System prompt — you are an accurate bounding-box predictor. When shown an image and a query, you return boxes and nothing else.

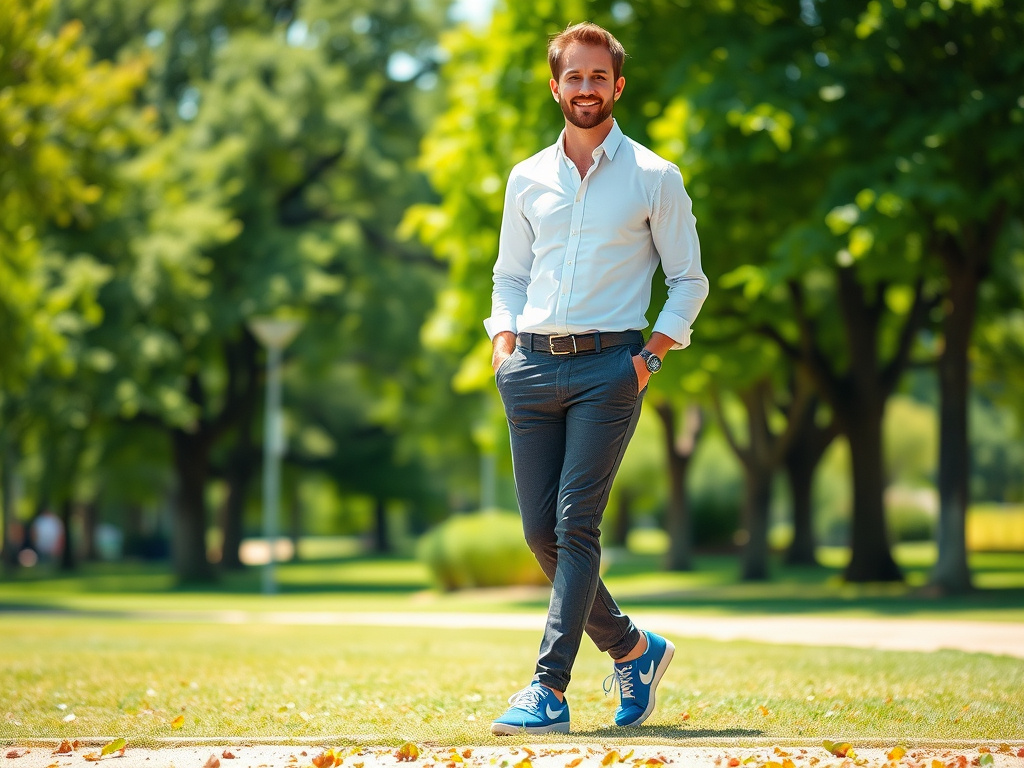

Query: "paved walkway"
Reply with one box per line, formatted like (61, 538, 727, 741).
(40, 607, 1024, 658)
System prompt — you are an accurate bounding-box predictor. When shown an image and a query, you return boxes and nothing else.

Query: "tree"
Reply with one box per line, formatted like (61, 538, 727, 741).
(0, 0, 148, 571)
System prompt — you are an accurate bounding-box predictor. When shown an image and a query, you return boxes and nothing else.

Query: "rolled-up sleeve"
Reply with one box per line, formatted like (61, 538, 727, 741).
(649, 165, 709, 350)
(483, 172, 534, 339)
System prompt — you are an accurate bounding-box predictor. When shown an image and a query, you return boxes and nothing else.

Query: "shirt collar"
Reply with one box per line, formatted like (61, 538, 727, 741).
(556, 119, 625, 165)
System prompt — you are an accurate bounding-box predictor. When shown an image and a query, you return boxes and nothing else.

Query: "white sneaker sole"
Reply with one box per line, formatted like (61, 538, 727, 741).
(618, 638, 675, 728)
(490, 720, 570, 736)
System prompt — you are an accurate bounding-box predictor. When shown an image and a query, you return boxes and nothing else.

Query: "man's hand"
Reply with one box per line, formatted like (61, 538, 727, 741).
(630, 331, 676, 394)
(492, 331, 517, 375)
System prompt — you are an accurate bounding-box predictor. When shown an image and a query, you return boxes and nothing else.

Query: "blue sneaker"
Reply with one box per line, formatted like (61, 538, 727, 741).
(604, 630, 675, 727)
(491, 683, 570, 735)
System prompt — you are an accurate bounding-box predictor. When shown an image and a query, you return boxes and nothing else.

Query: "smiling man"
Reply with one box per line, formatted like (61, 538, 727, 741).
(485, 23, 709, 735)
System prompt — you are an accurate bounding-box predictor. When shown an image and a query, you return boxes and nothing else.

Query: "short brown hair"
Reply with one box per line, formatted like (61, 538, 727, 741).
(548, 22, 627, 83)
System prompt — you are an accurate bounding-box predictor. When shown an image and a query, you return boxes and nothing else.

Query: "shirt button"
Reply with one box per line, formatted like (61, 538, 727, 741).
(571, 230, 578, 236)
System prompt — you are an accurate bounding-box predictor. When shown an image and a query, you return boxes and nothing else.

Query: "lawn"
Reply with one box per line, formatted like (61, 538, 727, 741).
(1, 618, 1023, 746)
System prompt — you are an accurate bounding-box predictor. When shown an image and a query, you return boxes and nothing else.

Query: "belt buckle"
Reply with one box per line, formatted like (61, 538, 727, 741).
(548, 334, 576, 355)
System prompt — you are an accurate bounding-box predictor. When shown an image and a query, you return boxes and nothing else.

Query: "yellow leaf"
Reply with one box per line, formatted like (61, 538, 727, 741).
(888, 746, 906, 761)
(602, 752, 621, 767)
(764, 762, 783, 768)
(54, 741, 74, 755)
(758, 706, 770, 717)
(396, 744, 420, 763)
(513, 760, 532, 768)
(462, 751, 473, 759)
(773, 749, 791, 758)
(83, 754, 102, 762)
(931, 761, 944, 768)
(783, 760, 796, 768)
(171, 715, 185, 730)
(101, 739, 126, 757)
(622, 751, 634, 762)
(566, 759, 583, 768)
(449, 752, 464, 764)
(523, 749, 536, 758)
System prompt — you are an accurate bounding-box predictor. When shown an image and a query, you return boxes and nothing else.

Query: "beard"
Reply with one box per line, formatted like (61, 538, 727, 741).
(559, 93, 614, 129)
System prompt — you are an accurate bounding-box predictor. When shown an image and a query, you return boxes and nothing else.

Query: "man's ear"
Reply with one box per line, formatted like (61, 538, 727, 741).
(549, 78, 560, 102)
(613, 76, 625, 101)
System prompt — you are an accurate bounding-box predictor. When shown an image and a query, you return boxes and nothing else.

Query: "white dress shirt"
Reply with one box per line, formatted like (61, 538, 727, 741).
(484, 120, 708, 350)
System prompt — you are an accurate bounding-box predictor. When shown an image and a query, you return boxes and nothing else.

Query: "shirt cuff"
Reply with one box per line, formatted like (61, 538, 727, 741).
(651, 314, 692, 350)
(483, 315, 516, 340)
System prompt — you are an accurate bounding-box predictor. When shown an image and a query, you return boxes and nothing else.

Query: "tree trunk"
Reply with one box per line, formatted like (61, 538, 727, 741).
(1, 438, 19, 571)
(741, 466, 773, 581)
(655, 401, 701, 572)
(930, 253, 979, 593)
(783, 396, 834, 566)
(59, 499, 75, 571)
(288, 476, 301, 562)
(784, 445, 818, 566)
(373, 497, 390, 553)
(843, 405, 902, 582)
(172, 430, 215, 583)
(82, 502, 99, 562)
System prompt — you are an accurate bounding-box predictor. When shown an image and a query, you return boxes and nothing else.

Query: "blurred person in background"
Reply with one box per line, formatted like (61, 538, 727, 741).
(31, 508, 64, 564)
(486, 22, 708, 735)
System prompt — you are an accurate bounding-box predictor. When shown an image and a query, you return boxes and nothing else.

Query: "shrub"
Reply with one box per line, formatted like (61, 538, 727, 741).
(416, 510, 549, 591)
(887, 505, 936, 543)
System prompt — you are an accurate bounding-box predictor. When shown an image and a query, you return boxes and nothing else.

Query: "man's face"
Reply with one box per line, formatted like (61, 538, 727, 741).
(550, 43, 625, 130)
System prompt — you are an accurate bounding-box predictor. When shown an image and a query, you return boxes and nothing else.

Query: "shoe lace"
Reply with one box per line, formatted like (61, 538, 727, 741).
(603, 663, 634, 701)
(507, 685, 546, 710)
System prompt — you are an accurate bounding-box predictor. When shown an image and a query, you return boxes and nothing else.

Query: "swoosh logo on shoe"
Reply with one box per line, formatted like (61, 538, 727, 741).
(546, 704, 566, 719)
(639, 661, 655, 685)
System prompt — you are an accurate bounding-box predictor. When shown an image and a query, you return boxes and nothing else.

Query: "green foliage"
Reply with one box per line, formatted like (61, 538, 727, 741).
(417, 510, 547, 591)
(887, 506, 936, 544)
(0, 0, 149, 393)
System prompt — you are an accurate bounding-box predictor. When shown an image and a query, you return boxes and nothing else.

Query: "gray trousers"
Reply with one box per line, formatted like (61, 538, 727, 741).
(495, 336, 645, 692)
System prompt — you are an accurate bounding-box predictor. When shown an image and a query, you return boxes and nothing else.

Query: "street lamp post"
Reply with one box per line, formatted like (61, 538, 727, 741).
(247, 317, 304, 595)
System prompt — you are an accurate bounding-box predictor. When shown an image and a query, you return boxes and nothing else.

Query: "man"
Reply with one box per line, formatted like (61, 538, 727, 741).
(485, 22, 709, 735)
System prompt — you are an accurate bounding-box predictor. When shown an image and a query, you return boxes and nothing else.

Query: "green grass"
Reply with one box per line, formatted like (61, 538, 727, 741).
(2, 545, 1024, 621)
(1, 617, 1022, 746)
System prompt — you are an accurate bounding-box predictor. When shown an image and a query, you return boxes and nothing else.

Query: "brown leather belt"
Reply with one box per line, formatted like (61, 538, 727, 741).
(517, 330, 644, 355)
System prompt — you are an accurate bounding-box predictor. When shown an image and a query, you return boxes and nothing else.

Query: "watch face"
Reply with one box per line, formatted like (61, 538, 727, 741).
(642, 350, 662, 373)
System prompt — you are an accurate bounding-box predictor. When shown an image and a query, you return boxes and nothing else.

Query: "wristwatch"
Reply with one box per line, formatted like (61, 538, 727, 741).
(639, 349, 662, 374)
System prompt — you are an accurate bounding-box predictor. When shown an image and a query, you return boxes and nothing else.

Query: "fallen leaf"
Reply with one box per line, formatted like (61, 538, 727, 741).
(312, 751, 336, 768)
(888, 747, 907, 761)
(931, 761, 944, 768)
(513, 761, 532, 768)
(55, 741, 75, 755)
(758, 706, 770, 717)
(523, 749, 536, 758)
(6, 750, 28, 759)
(1017, 749, 1024, 759)
(83, 755, 102, 762)
(823, 742, 852, 758)
(979, 748, 991, 754)
(773, 749, 791, 758)
(603, 752, 621, 767)
(566, 759, 583, 768)
(680, 712, 690, 721)
(727, 759, 740, 768)
(783, 760, 796, 768)
(462, 751, 473, 759)
(396, 744, 420, 763)
(221, 753, 236, 760)
(101, 739, 127, 757)
(171, 715, 185, 730)
(622, 751, 635, 762)
(204, 756, 220, 768)
(449, 752, 464, 764)
(978, 756, 994, 767)
(763, 762, 782, 768)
